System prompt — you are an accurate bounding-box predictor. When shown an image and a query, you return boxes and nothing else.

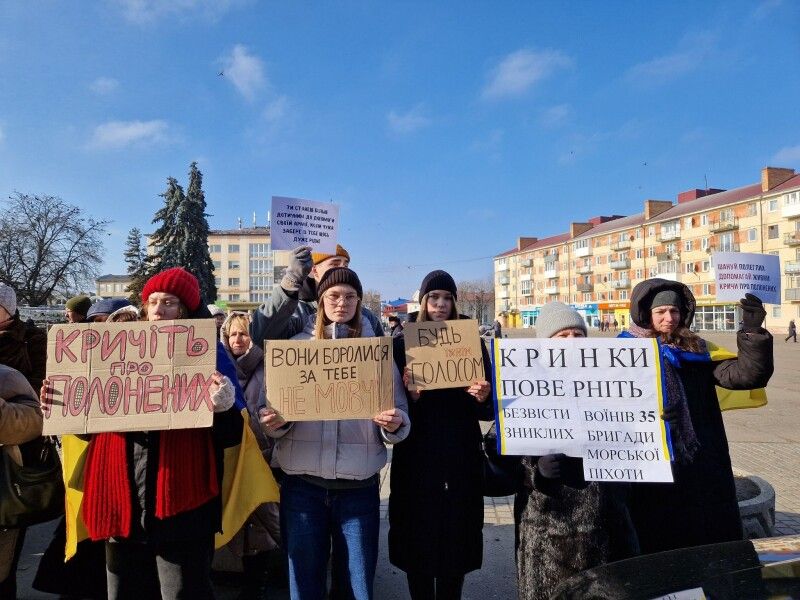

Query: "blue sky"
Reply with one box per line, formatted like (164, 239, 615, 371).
(1, 0, 799, 299)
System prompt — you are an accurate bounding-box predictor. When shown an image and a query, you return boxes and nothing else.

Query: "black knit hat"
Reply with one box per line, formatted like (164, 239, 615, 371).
(317, 267, 363, 299)
(420, 270, 457, 300)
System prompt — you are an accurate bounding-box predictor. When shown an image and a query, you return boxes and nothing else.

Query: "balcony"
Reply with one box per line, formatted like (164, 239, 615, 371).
(786, 288, 800, 302)
(657, 231, 681, 243)
(544, 267, 558, 279)
(574, 246, 592, 258)
(611, 240, 632, 251)
(785, 231, 800, 246)
(708, 217, 739, 233)
(498, 276, 510, 285)
(576, 265, 593, 275)
(496, 265, 509, 273)
(576, 283, 593, 293)
(519, 259, 533, 267)
(610, 279, 631, 290)
(544, 286, 559, 295)
(783, 202, 800, 219)
(498, 290, 510, 299)
(657, 252, 680, 262)
(709, 243, 740, 253)
(786, 261, 800, 275)
(610, 258, 631, 270)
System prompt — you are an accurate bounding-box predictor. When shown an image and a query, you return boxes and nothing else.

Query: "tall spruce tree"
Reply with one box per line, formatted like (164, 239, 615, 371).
(183, 162, 217, 302)
(146, 165, 217, 303)
(123, 227, 149, 304)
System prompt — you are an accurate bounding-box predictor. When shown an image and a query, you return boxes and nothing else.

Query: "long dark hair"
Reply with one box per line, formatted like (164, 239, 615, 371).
(659, 325, 703, 353)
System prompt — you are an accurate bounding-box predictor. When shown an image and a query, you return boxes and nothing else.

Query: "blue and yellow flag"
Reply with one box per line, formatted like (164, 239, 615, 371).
(707, 341, 768, 411)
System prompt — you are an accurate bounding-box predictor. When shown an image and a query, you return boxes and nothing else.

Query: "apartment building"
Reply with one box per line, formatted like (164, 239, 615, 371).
(495, 166, 800, 332)
(96, 274, 133, 299)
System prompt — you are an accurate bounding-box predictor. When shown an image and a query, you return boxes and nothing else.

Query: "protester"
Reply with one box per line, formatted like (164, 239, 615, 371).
(65, 294, 92, 323)
(107, 304, 141, 323)
(260, 267, 409, 600)
(388, 270, 492, 600)
(208, 304, 226, 336)
(42, 267, 246, 599)
(621, 279, 774, 553)
(86, 298, 133, 323)
(0, 283, 47, 391)
(388, 315, 404, 337)
(493, 317, 502, 338)
(0, 365, 44, 598)
(512, 302, 639, 600)
(250, 244, 384, 345)
(219, 312, 282, 598)
(787, 319, 797, 343)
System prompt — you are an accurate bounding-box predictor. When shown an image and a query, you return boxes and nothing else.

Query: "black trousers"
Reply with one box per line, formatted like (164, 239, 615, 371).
(105, 537, 214, 600)
(406, 571, 465, 600)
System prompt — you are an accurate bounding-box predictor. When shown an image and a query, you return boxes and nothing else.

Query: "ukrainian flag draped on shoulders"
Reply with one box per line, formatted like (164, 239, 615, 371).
(618, 331, 767, 411)
(61, 341, 279, 560)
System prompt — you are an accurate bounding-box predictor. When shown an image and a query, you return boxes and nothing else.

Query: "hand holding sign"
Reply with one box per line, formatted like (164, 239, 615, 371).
(467, 380, 490, 402)
(259, 407, 287, 432)
(739, 293, 766, 329)
(373, 408, 403, 433)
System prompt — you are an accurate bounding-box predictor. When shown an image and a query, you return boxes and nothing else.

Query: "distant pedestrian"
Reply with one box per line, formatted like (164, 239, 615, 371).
(612, 318, 618, 332)
(65, 294, 91, 323)
(621, 280, 774, 553)
(388, 315, 404, 338)
(787, 319, 797, 343)
(493, 318, 502, 338)
(208, 304, 226, 337)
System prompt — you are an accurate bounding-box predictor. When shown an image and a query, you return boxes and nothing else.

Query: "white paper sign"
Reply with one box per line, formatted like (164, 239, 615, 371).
(651, 588, 707, 600)
(271, 196, 340, 253)
(714, 251, 781, 304)
(493, 337, 673, 483)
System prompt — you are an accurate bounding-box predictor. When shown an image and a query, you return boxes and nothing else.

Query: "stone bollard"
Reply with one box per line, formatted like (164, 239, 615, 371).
(736, 474, 776, 539)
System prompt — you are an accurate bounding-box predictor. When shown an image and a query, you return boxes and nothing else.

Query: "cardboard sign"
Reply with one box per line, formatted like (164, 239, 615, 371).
(403, 319, 484, 391)
(265, 337, 393, 421)
(494, 337, 673, 483)
(270, 196, 340, 253)
(714, 251, 781, 304)
(43, 319, 217, 435)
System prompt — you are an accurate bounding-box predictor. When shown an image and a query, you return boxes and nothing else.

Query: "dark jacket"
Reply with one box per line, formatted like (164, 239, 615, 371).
(0, 314, 47, 391)
(626, 279, 774, 554)
(388, 320, 493, 577)
(514, 457, 639, 600)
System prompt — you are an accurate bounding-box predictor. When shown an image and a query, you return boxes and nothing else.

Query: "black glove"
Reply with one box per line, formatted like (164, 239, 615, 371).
(281, 246, 313, 292)
(661, 404, 680, 427)
(536, 453, 566, 479)
(740, 293, 766, 330)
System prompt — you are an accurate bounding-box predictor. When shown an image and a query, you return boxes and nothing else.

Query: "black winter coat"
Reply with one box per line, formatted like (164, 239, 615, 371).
(627, 279, 774, 554)
(388, 332, 493, 577)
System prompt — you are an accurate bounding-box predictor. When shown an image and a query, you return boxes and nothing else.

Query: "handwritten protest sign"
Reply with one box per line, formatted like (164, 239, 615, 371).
(270, 196, 340, 254)
(265, 337, 393, 421)
(44, 319, 217, 435)
(403, 319, 484, 391)
(714, 251, 781, 304)
(494, 337, 673, 483)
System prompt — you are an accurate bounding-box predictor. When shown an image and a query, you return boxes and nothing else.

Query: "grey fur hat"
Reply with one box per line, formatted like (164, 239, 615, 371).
(0, 284, 17, 317)
(535, 302, 587, 339)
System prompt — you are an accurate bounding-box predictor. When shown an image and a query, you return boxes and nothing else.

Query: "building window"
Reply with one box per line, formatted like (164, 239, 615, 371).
(684, 217, 693, 229)
(214, 277, 221, 286)
(747, 228, 757, 242)
(209, 244, 221, 253)
(701, 237, 709, 251)
(521, 280, 531, 295)
(684, 263, 694, 274)
(767, 225, 779, 240)
(249, 243, 271, 257)
(648, 267, 657, 278)
(619, 290, 628, 300)
(635, 249, 643, 259)
(768, 199, 778, 212)
(684, 240, 693, 252)
(228, 244, 240, 253)
(635, 269, 642, 279)
(636, 229, 642, 239)
(747, 203, 758, 216)
(228, 260, 240, 270)
(702, 284, 710, 296)
(772, 306, 781, 318)
(647, 226, 655, 237)
(228, 278, 240, 287)
(229, 294, 240, 302)
(702, 260, 710, 272)
(212, 260, 221, 270)
(648, 247, 656, 257)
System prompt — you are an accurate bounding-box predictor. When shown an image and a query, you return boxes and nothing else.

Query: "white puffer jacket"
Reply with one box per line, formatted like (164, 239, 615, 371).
(267, 317, 410, 481)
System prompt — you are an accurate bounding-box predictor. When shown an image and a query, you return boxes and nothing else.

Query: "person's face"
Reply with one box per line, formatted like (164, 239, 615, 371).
(228, 323, 251, 356)
(312, 256, 349, 282)
(650, 305, 681, 334)
(147, 292, 182, 321)
(89, 314, 109, 323)
(214, 314, 225, 328)
(65, 308, 83, 323)
(426, 290, 454, 322)
(322, 284, 359, 324)
(552, 328, 586, 338)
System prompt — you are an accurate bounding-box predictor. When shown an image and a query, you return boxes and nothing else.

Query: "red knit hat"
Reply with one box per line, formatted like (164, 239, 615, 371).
(142, 267, 201, 311)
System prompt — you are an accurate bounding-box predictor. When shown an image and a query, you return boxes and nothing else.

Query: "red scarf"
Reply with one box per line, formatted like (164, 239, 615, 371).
(81, 429, 219, 540)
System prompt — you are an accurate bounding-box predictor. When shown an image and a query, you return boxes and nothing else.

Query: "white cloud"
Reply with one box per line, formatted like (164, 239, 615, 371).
(772, 144, 800, 165)
(482, 49, 573, 101)
(263, 95, 288, 123)
(219, 44, 266, 101)
(90, 77, 119, 95)
(387, 105, 431, 134)
(625, 32, 719, 87)
(539, 104, 570, 128)
(88, 119, 169, 149)
(115, 0, 249, 24)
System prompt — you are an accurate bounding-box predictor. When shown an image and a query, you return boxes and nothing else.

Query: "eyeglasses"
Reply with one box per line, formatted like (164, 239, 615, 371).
(323, 293, 358, 306)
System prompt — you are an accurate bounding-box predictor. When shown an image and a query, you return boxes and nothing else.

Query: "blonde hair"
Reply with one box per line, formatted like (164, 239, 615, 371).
(314, 291, 363, 339)
(226, 313, 250, 337)
(417, 292, 459, 322)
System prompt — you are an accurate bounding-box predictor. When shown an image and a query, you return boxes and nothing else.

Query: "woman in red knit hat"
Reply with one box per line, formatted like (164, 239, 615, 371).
(43, 267, 245, 600)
